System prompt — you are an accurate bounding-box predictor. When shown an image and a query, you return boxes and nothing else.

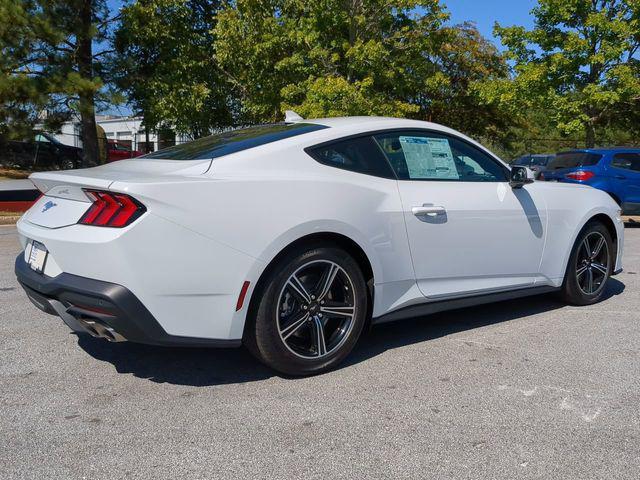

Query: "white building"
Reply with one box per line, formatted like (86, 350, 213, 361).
(50, 115, 191, 153)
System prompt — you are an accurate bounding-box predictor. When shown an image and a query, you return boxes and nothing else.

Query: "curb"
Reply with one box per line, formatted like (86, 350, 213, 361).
(0, 215, 21, 225)
(0, 189, 40, 213)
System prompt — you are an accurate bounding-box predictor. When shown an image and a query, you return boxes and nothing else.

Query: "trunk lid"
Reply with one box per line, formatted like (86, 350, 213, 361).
(23, 195, 90, 229)
(29, 158, 211, 194)
(24, 158, 211, 229)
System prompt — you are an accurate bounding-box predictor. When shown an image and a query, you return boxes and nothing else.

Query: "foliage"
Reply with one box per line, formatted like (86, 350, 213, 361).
(213, 0, 442, 122)
(4, 0, 639, 159)
(428, 22, 511, 140)
(213, 0, 510, 139)
(0, 0, 114, 164)
(113, 0, 233, 138)
(494, 0, 640, 147)
(0, 0, 63, 139)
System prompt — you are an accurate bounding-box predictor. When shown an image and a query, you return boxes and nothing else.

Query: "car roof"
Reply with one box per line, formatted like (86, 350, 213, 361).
(300, 116, 490, 149)
(295, 116, 507, 162)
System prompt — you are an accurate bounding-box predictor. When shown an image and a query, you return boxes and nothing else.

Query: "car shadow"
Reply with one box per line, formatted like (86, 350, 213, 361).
(346, 278, 625, 368)
(513, 188, 544, 238)
(76, 278, 625, 386)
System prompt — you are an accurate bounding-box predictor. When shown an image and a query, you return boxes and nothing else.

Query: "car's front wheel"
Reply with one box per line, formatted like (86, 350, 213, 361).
(561, 221, 613, 305)
(246, 246, 368, 376)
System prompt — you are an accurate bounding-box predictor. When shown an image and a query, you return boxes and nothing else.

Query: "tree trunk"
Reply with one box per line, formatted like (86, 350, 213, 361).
(145, 125, 150, 153)
(585, 121, 596, 148)
(77, 0, 98, 167)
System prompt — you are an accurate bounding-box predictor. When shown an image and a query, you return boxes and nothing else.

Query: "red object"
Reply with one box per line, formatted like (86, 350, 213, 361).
(236, 281, 251, 311)
(565, 170, 595, 181)
(538, 172, 545, 180)
(0, 201, 34, 212)
(110, 194, 141, 227)
(79, 189, 146, 227)
(0, 192, 41, 212)
(107, 140, 143, 162)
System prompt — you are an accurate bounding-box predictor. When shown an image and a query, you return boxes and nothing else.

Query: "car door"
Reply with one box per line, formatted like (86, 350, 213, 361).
(373, 130, 547, 299)
(609, 152, 640, 214)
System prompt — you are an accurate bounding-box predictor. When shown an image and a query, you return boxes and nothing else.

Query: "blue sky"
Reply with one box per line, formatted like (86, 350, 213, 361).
(444, 0, 537, 46)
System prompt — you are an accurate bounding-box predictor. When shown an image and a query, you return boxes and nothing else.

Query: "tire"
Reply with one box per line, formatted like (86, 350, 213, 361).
(62, 159, 76, 170)
(246, 245, 368, 376)
(53, 158, 75, 170)
(560, 221, 613, 306)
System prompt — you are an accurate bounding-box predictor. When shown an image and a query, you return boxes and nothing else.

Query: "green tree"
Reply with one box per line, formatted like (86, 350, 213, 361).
(0, 1, 60, 139)
(214, 1, 510, 140)
(214, 0, 448, 122)
(113, 0, 233, 140)
(0, 0, 114, 164)
(427, 22, 510, 140)
(495, 0, 640, 148)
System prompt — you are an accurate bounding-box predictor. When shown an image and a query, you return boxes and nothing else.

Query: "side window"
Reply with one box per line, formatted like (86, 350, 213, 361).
(612, 153, 640, 172)
(374, 131, 507, 182)
(306, 136, 395, 179)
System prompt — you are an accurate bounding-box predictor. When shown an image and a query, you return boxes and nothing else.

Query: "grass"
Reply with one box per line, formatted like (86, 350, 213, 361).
(0, 168, 31, 180)
(0, 211, 22, 225)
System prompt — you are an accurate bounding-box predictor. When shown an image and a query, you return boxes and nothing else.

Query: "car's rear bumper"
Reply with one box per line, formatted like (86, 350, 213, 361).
(15, 254, 241, 348)
(16, 209, 258, 340)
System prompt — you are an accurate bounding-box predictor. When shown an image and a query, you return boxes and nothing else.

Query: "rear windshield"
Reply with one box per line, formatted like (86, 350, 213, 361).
(513, 155, 552, 167)
(513, 156, 531, 166)
(530, 156, 552, 166)
(548, 152, 602, 170)
(141, 123, 328, 160)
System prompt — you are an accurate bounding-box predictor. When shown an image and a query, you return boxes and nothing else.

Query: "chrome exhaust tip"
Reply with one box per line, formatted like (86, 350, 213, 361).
(46, 300, 127, 342)
(55, 303, 127, 342)
(81, 319, 126, 342)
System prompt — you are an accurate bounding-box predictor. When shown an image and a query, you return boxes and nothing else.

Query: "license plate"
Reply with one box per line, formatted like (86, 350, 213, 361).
(28, 240, 48, 274)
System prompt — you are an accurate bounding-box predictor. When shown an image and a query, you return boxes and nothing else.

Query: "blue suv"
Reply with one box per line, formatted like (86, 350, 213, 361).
(541, 148, 640, 215)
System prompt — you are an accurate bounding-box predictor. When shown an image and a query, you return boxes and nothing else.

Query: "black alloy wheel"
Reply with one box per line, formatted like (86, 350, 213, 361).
(246, 246, 368, 376)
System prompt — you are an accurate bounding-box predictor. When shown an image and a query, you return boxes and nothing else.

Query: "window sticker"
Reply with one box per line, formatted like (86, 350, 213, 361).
(399, 136, 459, 180)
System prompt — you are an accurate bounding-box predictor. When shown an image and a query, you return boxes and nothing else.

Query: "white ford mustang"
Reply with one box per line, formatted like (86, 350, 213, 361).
(15, 116, 624, 375)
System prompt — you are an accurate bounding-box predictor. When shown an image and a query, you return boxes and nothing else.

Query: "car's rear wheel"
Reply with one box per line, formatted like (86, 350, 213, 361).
(246, 246, 368, 376)
(560, 221, 613, 305)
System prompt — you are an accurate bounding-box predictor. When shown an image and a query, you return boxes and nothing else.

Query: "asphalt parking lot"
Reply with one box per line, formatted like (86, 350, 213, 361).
(1, 225, 639, 479)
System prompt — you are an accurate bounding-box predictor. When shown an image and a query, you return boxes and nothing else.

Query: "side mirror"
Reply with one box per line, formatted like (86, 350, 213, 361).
(510, 166, 535, 189)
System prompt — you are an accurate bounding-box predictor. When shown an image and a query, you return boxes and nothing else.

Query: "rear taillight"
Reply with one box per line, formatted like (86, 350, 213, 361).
(539, 172, 545, 180)
(565, 171, 595, 181)
(78, 189, 146, 227)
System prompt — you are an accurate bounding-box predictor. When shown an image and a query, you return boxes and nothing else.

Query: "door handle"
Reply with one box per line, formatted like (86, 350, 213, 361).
(412, 205, 446, 217)
(614, 175, 626, 180)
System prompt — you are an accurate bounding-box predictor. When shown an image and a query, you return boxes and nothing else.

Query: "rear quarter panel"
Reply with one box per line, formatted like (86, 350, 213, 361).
(109, 148, 416, 321)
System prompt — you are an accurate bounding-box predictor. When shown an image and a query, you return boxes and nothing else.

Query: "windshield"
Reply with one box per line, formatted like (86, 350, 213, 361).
(141, 123, 328, 160)
(549, 152, 602, 170)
